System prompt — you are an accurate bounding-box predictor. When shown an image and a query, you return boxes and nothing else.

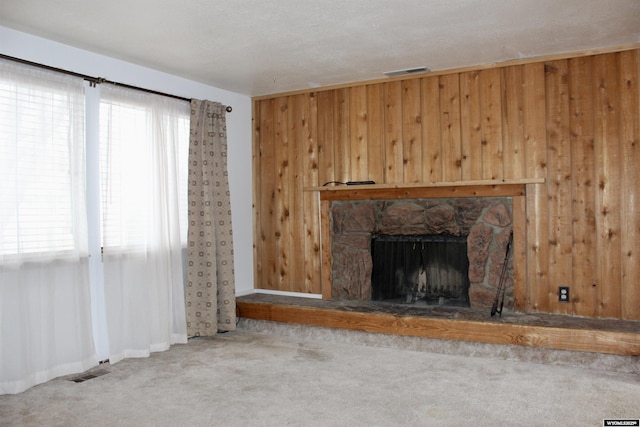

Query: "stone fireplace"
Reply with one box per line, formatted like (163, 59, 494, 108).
(371, 233, 471, 307)
(330, 197, 514, 310)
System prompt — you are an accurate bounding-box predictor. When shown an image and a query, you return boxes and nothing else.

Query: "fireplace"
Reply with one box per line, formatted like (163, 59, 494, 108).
(371, 234, 470, 307)
(330, 197, 514, 310)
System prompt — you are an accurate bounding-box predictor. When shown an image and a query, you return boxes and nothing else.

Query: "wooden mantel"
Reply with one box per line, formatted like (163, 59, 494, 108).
(304, 178, 545, 201)
(310, 178, 545, 303)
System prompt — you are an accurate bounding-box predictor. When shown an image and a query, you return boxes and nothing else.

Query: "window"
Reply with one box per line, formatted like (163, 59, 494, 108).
(0, 59, 87, 265)
(98, 85, 190, 364)
(0, 58, 95, 396)
(0, 57, 190, 394)
(99, 87, 190, 252)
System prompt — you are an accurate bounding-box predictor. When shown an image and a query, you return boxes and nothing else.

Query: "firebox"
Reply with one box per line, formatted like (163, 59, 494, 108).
(371, 234, 470, 307)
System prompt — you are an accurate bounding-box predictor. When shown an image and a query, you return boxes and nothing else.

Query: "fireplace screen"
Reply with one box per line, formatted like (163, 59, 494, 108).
(371, 234, 470, 307)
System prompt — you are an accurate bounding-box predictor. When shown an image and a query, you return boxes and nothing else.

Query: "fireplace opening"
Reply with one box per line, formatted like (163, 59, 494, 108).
(371, 234, 470, 307)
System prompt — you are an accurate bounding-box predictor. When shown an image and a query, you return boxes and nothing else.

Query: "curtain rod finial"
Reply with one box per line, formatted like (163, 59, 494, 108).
(225, 106, 232, 113)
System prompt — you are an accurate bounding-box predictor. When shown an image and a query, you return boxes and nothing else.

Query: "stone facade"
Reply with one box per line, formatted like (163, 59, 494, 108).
(330, 197, 514, 310)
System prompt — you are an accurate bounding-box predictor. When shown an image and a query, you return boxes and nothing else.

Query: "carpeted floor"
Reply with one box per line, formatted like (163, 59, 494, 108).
(1, 319, 638, 426)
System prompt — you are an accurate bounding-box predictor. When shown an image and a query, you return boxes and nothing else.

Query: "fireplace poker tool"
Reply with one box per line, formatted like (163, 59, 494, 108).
(490, 230, 513, 318)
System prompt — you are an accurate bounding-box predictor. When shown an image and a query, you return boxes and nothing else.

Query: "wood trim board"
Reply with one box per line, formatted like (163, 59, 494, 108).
(237, 299, 640, 356)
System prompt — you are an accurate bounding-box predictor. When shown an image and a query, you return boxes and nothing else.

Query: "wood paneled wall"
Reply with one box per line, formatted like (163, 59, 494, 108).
(252, 49, 640, 320)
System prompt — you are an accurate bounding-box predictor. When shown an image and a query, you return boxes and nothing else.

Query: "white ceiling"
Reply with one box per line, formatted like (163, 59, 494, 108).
(1, 0, 639, 97)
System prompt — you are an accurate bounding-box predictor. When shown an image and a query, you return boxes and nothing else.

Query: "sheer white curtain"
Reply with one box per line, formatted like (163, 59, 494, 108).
(0, 59, 97, 394)
(99, 85, 189, 364)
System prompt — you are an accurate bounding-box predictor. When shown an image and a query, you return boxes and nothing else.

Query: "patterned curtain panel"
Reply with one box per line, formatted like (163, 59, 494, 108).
(186, 100, 236, 336)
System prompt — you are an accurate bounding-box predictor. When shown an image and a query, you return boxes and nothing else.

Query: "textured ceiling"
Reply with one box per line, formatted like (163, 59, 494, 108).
(1, 0, 639, 96)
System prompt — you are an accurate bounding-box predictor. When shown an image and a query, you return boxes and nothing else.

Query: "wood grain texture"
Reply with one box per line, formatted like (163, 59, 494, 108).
(333, 89, 350, 184)
(252, 100, 262, 291)
(421, 76, 442, 182)
(290, 95, 305, 291)
(237, 300, 640, 356)
(366, 84, 385, 184)
(317, 91, 335, 185)
(522, 62, 549, 313)
(545, 60, 574, 314)
(254, 99, 276, 289)
(439, 73, 463, 182)
(522, 62, 547, 180)
(318, 184, 526, 201)
(479, 68, 504, 180)
(349, 86, 368, 182)
(502, 66, 526, 179)
(384, 81, 403, 183)
(299, 93, 321, 293)
(402, 79, 423, 183)
(618, 50, 640, 320)
(273, 97, 291, 291)
(568, 56, 598, 317)
(593, 54, 623, 318)
(512, 195, 527, 311)
(460, 71, 483, 180)
(252, 49, 640, 320)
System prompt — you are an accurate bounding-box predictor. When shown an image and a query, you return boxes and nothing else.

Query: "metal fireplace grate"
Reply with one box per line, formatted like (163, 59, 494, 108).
(371, 234, 470, 307)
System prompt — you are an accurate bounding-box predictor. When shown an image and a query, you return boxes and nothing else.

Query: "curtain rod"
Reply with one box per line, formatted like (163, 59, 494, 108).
(0, 53, 232, 113)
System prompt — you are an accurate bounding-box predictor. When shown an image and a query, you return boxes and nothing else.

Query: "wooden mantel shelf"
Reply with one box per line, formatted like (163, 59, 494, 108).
(304, 178, 545, 201)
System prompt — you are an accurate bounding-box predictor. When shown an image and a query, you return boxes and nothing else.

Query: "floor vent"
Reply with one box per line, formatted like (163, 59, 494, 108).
(69, 368, 110, 383)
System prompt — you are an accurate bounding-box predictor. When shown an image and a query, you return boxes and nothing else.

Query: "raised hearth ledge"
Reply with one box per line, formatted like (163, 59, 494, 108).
(304, 178, 545, 201)
(236, 294, 640, 357)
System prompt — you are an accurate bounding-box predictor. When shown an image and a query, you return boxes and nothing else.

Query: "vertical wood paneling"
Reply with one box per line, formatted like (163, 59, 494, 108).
(252, 49, 640, 320)
(421, 76, 442, 182)
(302, 93, 318, 189)
(522, 62, 548, 312)
(252, 101, 262, 289)
(618, 50, 640, 320)
(460, 71, 483, 180)
(349, 86, 369, 181)
(333, 88, 350, 183)
(384, 81, 403, 183)
(513, 195, 527, 311)
(289, 95, 303, 291)
(439, 73, 463, 181)
(367, 84, 385, 183)
(502, 66, 526, 179)
(526, 182, 549, 313)
(544, 60, 574, 313)
(479, 68, 504, 180)
(594, 54, 623, 318)
(568, 56, 598, 317)
(317, 91, 335, 186)
(256, 99, 276, 289)
(302, 93, 322, 294)
(522, 63, 547, 180)
(274, 97, 291, 290)
(402, 79, 423, 182)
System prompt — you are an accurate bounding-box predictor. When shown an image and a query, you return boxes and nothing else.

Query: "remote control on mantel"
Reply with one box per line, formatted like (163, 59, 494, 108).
(346, 181, 375, 185)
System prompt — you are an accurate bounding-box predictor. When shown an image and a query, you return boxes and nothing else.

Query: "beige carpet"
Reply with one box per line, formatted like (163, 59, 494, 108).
(1, 319, 638, 426)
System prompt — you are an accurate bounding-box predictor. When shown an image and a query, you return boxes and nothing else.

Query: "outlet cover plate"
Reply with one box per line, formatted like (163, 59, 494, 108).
(559, 286, 570, 303)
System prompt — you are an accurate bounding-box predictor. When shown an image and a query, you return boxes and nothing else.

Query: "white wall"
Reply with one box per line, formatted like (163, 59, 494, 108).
(0, 25, 254, 295)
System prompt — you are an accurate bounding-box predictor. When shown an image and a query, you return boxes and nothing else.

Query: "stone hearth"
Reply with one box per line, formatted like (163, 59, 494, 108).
(330, 197, 514, 310)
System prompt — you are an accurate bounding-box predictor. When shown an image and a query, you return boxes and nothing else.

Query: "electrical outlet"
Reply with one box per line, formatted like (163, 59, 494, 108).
(559, 286, 570, 303)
